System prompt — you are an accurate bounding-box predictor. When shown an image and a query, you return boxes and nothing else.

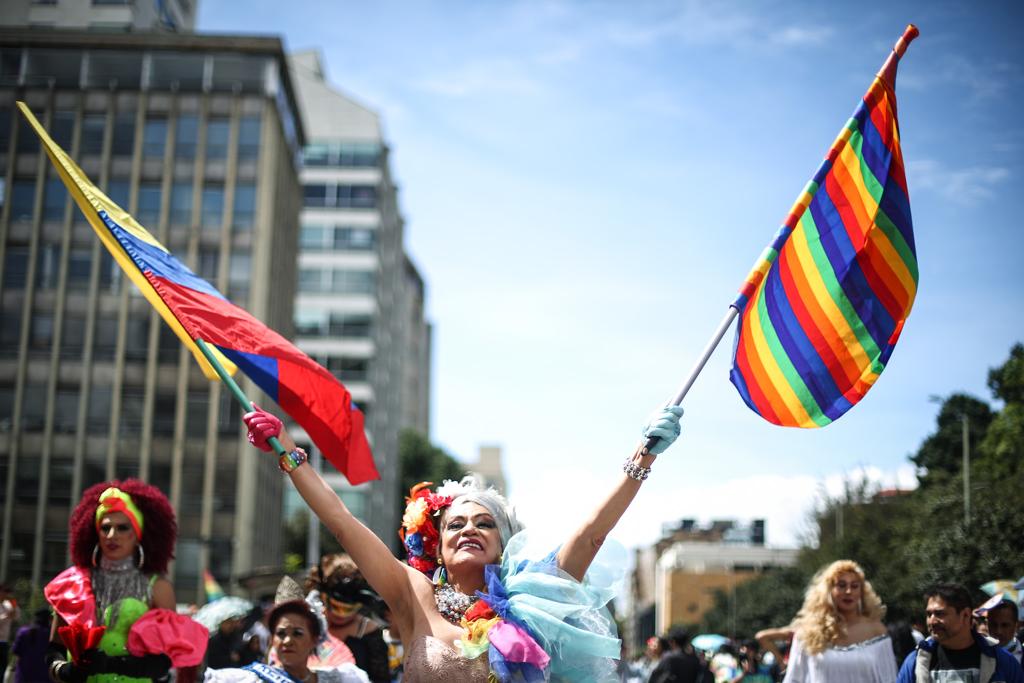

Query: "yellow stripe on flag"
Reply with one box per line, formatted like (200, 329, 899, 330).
(17, 102, 236, 380)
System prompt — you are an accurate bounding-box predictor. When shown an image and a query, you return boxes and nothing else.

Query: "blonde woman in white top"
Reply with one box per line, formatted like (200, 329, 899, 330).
(779, 560, 897, 683)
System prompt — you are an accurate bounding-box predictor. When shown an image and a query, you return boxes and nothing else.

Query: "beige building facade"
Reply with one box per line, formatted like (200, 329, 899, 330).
(0, 29, 305, 603)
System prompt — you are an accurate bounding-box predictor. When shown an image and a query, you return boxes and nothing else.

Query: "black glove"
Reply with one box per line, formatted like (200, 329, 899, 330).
(50, 659, 89, 683)
(105, 653, 172, 679)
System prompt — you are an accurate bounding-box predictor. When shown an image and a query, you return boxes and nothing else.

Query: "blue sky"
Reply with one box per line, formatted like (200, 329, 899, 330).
(199, 1, 1023, 548)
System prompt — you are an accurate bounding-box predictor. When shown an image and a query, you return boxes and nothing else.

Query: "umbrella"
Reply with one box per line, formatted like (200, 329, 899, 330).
(691, 633, 729, 653)
(193, 596, 253, 633)
(980, 580, 1019, 603)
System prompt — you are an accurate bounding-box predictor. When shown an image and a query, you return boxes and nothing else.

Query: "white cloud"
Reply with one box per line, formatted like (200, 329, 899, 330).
(909, 159, 1011, 206)
(771, 25, 834, 47)
(415, 59, 543, 98)
(508, 462, 918, 554)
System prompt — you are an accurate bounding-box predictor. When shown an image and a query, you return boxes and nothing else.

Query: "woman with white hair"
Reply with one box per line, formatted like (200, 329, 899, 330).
(243, 404, 683, 682)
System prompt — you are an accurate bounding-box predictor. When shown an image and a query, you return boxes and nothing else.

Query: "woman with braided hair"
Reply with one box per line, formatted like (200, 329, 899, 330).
(243, 403, 684, 682)
(45, 479, 205, 682)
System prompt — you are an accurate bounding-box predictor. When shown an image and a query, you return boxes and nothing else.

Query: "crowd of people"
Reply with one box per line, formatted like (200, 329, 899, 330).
(621, 561, 1024, 683)
(1, 404, 1022, 682)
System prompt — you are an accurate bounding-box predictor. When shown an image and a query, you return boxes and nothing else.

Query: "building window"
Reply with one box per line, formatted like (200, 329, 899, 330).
(301, 142, 380, 168)
(43, 177, 67, 221)
(294, 310, 373, 338)
(300, 225, 376, 251)
(232, 183, 256, 231)
(238, 116, 261, 160)
(51, 111, 76, 150)
(175, 114, 198, 160)
(111, 111, 136, 157)
(92, 0, 130, 5)
(331, 269, 375, 294)
(137, 182, 162, 227)
(60, 314, 85, 359)
(9, 180, 36, 222)
(302, 184, 377, 209)
(143, 117, 167, 159)
(335, 227, 375, 250)
(326, 356, 369, 382)
(198, 247, 218, 285)
(16, 116, 39, 154)
(337, 185, 376, 209)
(3, 247, 30, 288)
(68, 249, 92, 284)
(169, 182, 192, 226)
(105, 179, 131, 209)
(228, 251, 251, 300)
(201, 184, 224, 232)
(81, 114, 107, 155)
(303, 184, 327, 208)
(206, 118, 230, 160)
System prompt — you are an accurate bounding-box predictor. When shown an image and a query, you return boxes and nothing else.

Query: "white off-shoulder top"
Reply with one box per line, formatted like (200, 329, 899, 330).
(783, 633, 898, 683)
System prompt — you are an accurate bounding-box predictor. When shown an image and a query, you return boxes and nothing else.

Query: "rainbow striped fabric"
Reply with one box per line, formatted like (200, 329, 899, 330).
(729, 27, 918, 428)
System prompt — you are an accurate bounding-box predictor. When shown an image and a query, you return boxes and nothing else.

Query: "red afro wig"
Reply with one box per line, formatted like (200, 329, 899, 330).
(69, 479, 177, 574)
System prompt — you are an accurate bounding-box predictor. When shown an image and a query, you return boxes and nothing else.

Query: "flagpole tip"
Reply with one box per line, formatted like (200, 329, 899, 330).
(895, 24, 919, 57)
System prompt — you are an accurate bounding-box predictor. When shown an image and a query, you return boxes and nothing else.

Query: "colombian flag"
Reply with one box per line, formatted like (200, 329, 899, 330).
(18, 102, 378, 484)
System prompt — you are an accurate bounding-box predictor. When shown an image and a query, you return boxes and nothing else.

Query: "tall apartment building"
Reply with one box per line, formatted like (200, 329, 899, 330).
(1, 0, 195, 33)
(288, 51, 432, 550)
(0, 28, 305, 603)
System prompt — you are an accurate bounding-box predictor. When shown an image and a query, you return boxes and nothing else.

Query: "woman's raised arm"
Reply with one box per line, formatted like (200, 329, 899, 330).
(556, 406, 683, 581)
(244, 407, 415, 618)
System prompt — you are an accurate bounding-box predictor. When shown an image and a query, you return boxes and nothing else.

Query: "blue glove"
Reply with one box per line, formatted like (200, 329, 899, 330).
(642, 405, 684, 455)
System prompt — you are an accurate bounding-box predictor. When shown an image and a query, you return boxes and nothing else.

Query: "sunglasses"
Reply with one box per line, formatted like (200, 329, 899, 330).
(325, 595, 362, 618)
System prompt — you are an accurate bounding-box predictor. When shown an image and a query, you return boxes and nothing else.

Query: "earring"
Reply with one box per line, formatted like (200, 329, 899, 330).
(92, 545, 100, 567)
(437, 556, 444, 566)
(136, 544, 146, 570)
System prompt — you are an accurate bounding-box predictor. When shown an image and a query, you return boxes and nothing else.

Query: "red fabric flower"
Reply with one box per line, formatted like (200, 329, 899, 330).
(57, 622, 105, 663)
(127, 608, 208, 667)
(408, 555, 438, 574)
(45, 566, 97, 628)
(464, 600, 496, 622)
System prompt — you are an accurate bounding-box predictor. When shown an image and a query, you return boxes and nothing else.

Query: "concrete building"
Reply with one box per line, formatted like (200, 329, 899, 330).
(626, 518, 798, 650)
(287, 50, 432, 551)
(0, 28, 305, 603)
(0, 0, 195, 33)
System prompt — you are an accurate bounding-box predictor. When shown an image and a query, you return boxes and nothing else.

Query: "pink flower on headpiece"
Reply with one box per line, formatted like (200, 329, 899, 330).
(426, 492, 454, 511)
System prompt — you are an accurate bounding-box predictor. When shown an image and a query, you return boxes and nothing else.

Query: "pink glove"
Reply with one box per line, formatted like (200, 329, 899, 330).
(243, 403, 282, 452)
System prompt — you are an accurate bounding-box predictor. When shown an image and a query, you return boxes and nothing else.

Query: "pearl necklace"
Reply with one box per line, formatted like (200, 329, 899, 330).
(434, 581, 478, 625)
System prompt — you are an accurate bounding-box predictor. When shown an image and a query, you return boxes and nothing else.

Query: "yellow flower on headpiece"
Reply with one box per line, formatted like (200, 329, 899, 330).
(402, 497, 429, 531)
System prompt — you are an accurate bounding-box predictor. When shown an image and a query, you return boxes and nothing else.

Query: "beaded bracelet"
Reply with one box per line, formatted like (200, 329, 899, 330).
(279, 447, 308, 473)
(623, 458, 651, 481)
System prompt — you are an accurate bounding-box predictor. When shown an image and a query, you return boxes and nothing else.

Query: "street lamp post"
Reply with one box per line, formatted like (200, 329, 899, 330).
(960, 413, 970, 526)
(928, 395, 970, 526)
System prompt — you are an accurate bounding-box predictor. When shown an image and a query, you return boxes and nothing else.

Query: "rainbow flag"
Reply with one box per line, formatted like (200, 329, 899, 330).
(17, 102, 378, 484)
(730, 26, 919, 428)
(204, 569, 226, 602)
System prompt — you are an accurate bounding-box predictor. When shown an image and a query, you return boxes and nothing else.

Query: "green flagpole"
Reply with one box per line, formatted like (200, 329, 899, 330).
(194, 338, 288, 456)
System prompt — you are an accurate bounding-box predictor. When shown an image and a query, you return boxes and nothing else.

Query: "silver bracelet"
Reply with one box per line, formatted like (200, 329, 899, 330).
(623, 458, 651, 481)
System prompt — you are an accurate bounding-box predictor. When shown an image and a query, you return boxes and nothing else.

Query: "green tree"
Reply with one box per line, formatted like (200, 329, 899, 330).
(700, 567, 807, 637)
(398, 429, 466, 502)
(698, 343, 1024, 633)
(910, 393, 993, 484)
